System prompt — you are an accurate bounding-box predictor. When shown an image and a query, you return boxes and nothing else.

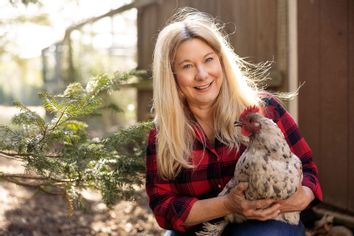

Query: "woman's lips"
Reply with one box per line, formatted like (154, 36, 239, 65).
(194, 81, 213, 90)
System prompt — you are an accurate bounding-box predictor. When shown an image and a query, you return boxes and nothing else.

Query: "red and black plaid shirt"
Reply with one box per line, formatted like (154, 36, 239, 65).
(145, 95, 323, 232)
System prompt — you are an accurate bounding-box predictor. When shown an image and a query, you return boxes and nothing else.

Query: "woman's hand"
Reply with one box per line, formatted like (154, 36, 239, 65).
(223, 182, 281, 221)
(277, 184, 315, 213)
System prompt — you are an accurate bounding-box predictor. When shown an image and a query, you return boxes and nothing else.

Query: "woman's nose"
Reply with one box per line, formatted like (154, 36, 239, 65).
(195, 65, 208, 80)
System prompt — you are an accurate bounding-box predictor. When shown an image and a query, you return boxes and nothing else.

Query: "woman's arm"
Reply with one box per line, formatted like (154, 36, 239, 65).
(184, 182, 281, 226)
(277, 185, 315, 213)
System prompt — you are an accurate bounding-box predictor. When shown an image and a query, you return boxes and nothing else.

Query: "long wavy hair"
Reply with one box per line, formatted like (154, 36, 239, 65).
(152, 8, 263, 179)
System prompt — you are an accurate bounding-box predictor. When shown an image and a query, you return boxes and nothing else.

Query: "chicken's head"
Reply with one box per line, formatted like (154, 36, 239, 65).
(235, 105, 263, 137)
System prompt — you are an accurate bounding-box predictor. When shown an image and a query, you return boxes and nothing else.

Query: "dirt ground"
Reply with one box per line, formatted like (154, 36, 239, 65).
(1, 156, 353, 236)
(0, 157, 164, 236)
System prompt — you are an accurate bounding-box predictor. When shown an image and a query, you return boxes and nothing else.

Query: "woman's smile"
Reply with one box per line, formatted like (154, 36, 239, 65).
(194, 81, 214, 91)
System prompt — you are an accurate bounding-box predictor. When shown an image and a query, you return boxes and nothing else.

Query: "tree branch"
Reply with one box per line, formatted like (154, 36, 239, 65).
(49, 106, 69, 131)
(0, 150, 61, 159)
(3, 176, 65, 195)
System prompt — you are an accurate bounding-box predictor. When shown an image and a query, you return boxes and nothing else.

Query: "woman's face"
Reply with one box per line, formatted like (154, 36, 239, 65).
(173, 38, 224, 108)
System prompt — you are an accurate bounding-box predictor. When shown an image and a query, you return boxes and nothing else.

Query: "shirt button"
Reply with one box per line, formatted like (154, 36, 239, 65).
(218, 184, 222, 189)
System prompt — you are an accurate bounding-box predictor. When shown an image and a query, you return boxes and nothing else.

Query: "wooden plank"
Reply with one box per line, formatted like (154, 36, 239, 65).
(216, 0, 258, 60)
(348, 0, 354, 212)
(215, 0, 237, 45)
(186, 0, 216, 14)
(137, 9, 144, 69)
(156, 0, 179, 27)
(216, 0, 263, 61)
(319, 0, 348, 209)
(232, 0, 258, 60)
(137, 3, 159, 70)
(170, 0, 216, 16)
(173, 0, 201, 11)
(297, 0, 321, 171)
(274, 0, 288, 92)
(255, 0, 277, 62)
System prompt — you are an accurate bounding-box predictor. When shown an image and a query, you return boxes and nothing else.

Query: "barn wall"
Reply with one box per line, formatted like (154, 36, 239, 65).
(298, 0, 354, 212)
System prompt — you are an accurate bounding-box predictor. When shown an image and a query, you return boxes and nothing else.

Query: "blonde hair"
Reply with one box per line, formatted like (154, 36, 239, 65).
(153, 8, 263, 179)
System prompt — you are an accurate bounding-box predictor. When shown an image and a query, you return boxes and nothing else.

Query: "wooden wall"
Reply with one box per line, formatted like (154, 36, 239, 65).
(298, 0, 354, 212)
(137, 0, 281, 68)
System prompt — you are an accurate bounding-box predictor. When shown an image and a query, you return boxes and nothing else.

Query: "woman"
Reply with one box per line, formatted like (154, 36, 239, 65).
(145, 8, 322, 236)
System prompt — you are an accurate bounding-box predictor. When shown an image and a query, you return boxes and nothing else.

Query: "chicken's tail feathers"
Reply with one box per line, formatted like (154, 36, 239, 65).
(195, 221, 228, 236)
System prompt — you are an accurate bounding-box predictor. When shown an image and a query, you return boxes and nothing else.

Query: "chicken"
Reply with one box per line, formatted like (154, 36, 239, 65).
(197, 105, 303, 236)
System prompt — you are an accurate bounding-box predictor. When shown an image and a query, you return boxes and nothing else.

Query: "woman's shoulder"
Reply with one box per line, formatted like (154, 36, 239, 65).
(259, 91, 281, 106)
(147, 126, 157, 143)
(258, 91, 287, 121)
(146, 126, 157, 158)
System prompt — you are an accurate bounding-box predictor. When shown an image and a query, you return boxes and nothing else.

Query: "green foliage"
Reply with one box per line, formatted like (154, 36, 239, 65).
(0, 70, 153, 208)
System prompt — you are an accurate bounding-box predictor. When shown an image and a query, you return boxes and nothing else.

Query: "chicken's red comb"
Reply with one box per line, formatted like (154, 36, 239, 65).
(240, 105, 260, 120)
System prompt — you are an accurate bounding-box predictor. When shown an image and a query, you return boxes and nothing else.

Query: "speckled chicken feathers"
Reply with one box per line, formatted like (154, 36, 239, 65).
(196, 109, 303, 236)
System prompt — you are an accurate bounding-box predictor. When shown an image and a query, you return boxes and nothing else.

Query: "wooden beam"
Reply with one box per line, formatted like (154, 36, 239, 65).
(288, 0, 298, 121)
(64, 0, 157, 39)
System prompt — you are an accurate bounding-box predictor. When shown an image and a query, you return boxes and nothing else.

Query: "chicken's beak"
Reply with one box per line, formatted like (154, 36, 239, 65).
(234, 121, 243, 127)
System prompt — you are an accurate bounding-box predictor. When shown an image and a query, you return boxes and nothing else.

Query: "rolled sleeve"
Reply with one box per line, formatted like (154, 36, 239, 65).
(147, 184, 198, 231)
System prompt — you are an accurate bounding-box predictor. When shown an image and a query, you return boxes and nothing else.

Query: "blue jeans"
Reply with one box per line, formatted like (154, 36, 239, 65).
(164, 220, 305, 236)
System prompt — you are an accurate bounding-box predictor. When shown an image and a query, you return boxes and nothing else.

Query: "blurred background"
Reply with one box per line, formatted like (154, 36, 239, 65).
(0, 0, 353, 235)
(0, 0, 138, 132)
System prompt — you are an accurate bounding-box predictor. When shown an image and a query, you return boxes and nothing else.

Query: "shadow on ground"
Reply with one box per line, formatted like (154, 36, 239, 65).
(0, 157, 163, 236)
(0, 181, 163, 236)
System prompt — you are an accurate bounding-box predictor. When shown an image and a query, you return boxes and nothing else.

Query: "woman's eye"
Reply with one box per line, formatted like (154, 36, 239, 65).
(205, 57, 214, 63)
(182, 64, 193, 70)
